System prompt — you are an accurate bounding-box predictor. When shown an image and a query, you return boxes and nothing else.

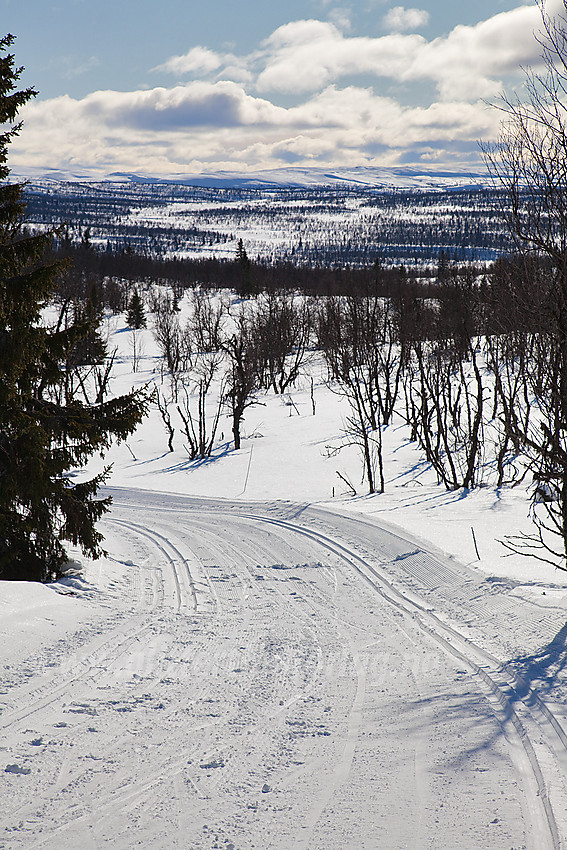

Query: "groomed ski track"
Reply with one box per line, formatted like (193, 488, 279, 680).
(2, 488, 567, 849)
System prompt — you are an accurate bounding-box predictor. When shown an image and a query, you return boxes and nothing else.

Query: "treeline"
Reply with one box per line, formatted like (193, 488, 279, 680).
(50, 236, 443, 303)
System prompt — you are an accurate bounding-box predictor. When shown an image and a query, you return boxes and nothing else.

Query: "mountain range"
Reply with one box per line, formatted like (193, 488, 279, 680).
(15, 164, 491, 192)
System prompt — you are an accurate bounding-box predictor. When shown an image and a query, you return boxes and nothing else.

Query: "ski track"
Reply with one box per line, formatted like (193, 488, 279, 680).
(1, 490, 567, 848)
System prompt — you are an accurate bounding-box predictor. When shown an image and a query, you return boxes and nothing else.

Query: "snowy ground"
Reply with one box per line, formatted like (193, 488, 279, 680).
(2, 299, 567, 849)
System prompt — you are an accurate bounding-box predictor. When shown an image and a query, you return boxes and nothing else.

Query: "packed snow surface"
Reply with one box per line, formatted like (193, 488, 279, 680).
(2, 299, 567, 849)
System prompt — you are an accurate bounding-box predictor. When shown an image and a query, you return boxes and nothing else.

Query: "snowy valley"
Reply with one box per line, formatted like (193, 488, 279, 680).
(23, 172, 512, 270)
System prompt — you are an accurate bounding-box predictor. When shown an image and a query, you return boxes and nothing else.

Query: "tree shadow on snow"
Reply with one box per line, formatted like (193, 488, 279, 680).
(394, 627, 567, 779)
(396, 688, 513, 774)
(400, 622, 567, 776)
(161, 441, 234, 473)
(505, 621, 567, 701)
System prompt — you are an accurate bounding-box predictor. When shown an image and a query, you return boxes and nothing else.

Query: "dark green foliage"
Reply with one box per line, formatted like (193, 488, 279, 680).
(235, 238, 257, 297)
(0, 35, 148, 582)
(235, 238, 248, 267)
(67, 282, 107, 366)
(126, 287, 146, 329)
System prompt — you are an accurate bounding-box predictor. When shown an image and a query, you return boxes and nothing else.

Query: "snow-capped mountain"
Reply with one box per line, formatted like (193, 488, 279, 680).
(15, 164, 490, 192)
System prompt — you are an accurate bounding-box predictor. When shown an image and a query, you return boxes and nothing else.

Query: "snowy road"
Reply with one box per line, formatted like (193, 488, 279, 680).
(2, 489, 567, 849)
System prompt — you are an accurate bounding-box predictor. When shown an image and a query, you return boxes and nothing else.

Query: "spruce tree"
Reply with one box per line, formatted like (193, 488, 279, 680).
(126, 288, 146, 329)
(68, 282, 108, 367)
(235, 238, 255, 296)
(0, 35, 148, 582)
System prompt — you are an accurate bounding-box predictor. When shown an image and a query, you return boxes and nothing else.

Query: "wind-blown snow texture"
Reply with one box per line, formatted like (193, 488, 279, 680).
(1, 296, 567, 849)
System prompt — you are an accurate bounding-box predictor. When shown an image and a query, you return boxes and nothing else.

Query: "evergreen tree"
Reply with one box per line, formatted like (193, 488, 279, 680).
(235, 238, 249, 267)
(68, 281, 107, 366)
(126, 288, 146, 329)
(0, 35, 148, 582)
(235, 238, 256, 296)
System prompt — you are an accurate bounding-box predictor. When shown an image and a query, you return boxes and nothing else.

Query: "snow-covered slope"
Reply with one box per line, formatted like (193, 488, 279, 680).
(15, 164, 490, 191)
(1, 295, 567, 849)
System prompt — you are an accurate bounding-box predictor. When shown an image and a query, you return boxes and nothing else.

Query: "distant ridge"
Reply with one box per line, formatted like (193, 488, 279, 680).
(16, 164, 490, 192)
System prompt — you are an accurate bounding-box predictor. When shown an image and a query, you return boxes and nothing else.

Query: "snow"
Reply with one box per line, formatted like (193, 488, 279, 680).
(15, 164, 490, 191)
(1, 293, 567, 849)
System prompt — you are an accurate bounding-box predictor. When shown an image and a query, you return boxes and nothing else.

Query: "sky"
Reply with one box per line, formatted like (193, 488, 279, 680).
(1, 0, 559, 179)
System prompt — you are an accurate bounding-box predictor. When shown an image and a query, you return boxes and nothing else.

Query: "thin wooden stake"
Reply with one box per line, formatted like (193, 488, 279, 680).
(241, 444, 254, 495)
(471, 526, 481, 560)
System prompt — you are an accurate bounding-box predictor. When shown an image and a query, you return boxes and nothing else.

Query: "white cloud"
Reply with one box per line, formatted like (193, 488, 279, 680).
(410, 4, 543, 100)
(382, 7, 430, 33)
(328, 7, 352, 31)
(12, 77, 500, 179)
(256, 21, 425, 93)
(10, 3, 549, 177)
(252, 4, 544, 100)
(153, 47, 223, 76)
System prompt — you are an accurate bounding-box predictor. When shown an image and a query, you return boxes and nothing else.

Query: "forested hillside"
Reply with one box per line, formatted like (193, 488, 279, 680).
(24, 181, 514, 269)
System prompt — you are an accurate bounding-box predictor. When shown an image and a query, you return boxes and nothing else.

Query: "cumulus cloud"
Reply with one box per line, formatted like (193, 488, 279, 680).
(256, 21, 425, 93)
(382, 7, 430, 33)
(153, 47, 222, 77)
(12, 76, 500, 179)
(28, 82, 291, 134)
(252, 4, 543, 100)
(10, 3, 548, 178)
(328, 7, 352, 31)
(409, 4, 542, 100)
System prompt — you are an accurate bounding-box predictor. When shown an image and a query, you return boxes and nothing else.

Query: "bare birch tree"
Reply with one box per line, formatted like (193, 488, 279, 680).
(483, 0, 567, 566)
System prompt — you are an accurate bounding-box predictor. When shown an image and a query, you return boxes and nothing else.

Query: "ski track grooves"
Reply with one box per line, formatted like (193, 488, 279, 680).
(103, 495, 567, 848)
(107, 517, 201, 613)
(242, 511, 566, 850)
(106, 495, 567, 848)
(3, 493, 567, 848)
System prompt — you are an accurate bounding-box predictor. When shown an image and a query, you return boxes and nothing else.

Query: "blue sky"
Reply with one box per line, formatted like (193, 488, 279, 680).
(1, 0, 554, 178)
